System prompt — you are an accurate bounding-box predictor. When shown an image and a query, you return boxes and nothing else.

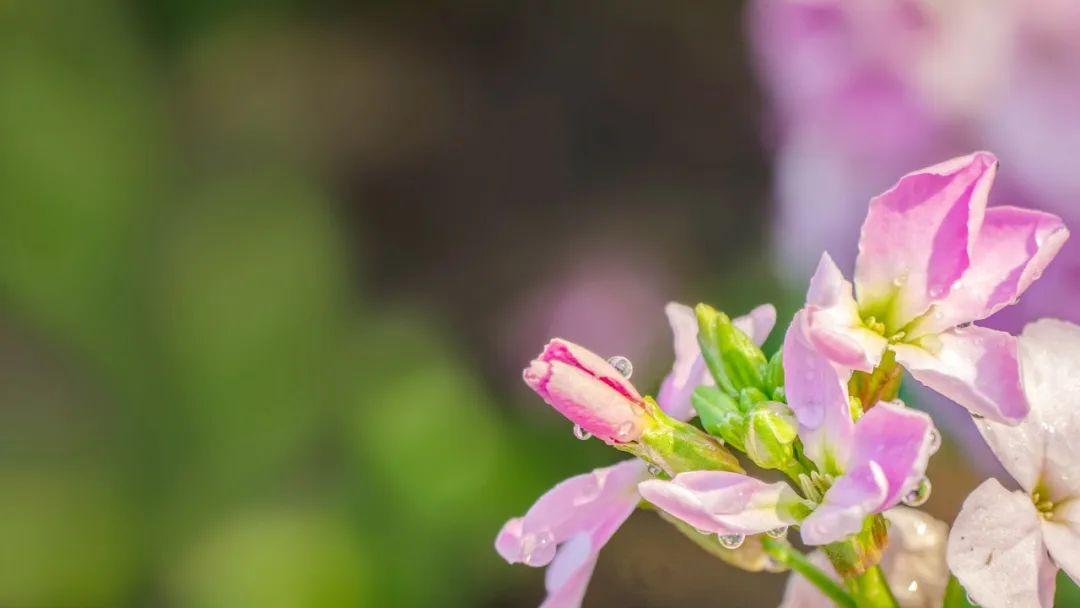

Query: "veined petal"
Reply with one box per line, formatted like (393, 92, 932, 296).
(783, 309, 854, 472)
(892, 326, 1029, 424)
(848, 400, 935, 509)
(800, 461, 888, 546)
(1043, 500, 1080, 587)
(947, 479, 1056, 608)
(638, 471, 801, 536)
(805, 253, 889, 372)
(909, 206, 1069, 338)
(495, 460, 647, 567)
(855, 152, 997, 332)
(658, 303, 776, 421)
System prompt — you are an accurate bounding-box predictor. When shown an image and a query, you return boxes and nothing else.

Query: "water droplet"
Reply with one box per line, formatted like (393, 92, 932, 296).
(717, 533, 745, 549)
(616, 421, 635, 440)
(694, 527, 711, 535)
(766, 526, 788, 539)
(573, 425, 592, 441)
(902, 477, 932, 507)
(647, 464, 663, 477)
(927, 428, 941, 453)
(967, 592, 977, 605)
(521, 531, 554, 566)
(607, 355, 633, 379)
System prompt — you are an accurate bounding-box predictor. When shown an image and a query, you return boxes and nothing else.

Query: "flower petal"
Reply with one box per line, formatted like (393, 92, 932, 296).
(638, 471, 801, 536)
(779, 549, 837, 608)
(1042, 500, 1080, 589)
(800, 461, 888, 546)
(657, 303, 776, 421)
(947, 479, 1056, 608)
(855, 152, 997, 332)
(892, 325, 1029, 424)
(848, 400, 935, 509)
(495, 459, 647, 567)
(783, 309, 854, 472)
(805, 253, 889, 372)
(909, 206, 1069, 337)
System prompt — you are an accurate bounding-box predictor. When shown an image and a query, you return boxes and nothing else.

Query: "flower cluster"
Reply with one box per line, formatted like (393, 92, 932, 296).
(496, 152, 1073, 607)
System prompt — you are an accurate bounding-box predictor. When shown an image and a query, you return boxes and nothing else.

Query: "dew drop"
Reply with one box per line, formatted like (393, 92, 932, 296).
(616, 421, 635, 440)
(927, 428, 941, 453)
(766, 526, 788, 539)
(521, 531, 554, 566)
(902, 477, 932, 507)
(718, 533, 745, 549)
(967, 592, 978, 605)
(607, 355, 634, 379)
(573, 424, 592, 441)
(647, 464, 663, 477)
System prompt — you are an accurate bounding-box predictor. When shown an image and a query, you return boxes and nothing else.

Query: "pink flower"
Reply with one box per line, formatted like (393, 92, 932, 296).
(781, 507, 949, 608)
(657, 302, 777, 421)
(638, 310, 937, 547)
(947, 319, 1080, 608)
(801, 152, 1068, 423)
(523, 339, 646, 444)
(495, 460, 649, 608)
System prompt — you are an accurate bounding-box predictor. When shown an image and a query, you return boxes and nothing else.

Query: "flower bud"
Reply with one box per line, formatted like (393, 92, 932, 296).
(744, 402, 799, 471)
(692, 385, 747, 450)
(695, 303, 768, 395)
(523, 339, 647, 444)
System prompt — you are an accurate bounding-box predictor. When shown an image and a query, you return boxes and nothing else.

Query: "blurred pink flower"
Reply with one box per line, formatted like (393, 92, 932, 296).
(947, 320, 1080, 608)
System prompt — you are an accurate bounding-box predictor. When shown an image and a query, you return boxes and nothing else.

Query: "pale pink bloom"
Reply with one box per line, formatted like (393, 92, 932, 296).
(657, 302, 777, 421)
(523, 339, 646, 444)
(495, 460, 649, 608)
(801, 152, 1068, 423)
(781, 507, 949, 608)
(947, 319, 1080, 608)
(639, 310, 937, 546)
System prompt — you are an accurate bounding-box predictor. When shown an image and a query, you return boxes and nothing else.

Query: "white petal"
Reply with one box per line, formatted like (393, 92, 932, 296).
(947, 479, 1056, 608)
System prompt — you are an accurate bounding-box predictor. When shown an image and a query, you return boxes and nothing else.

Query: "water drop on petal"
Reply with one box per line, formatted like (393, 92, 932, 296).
(573, 424, 592, 441)
(647, 464, 663, 477)
(927, 428, 941, 453)
(766, 526, 788, 539)
(718, 533, 745, 549)
(607, 355, 633, 379)
(902, 477, 932, 507)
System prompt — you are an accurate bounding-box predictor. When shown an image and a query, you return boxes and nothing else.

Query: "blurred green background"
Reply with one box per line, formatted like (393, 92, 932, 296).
(1, 1, 1073, 607)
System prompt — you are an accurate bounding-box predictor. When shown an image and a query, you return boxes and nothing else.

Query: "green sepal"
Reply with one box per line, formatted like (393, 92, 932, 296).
(692, 385, 747, 451)
(823, 514, 889, 579)
(630, 397, 743, 475)
(765, 350, 784, 393)
(738, 386, 769, 411)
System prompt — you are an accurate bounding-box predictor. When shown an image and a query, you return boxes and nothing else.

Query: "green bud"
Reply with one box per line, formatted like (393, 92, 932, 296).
(692, 385, 747, 451)
(744, 402, 799, 473)
(738, 386, 769, 412)
(765, 350, 784, 392)
(695, 303, 769, 395)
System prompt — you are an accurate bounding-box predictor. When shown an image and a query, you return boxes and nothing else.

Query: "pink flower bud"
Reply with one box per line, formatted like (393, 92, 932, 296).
(523, 339, 646, 444)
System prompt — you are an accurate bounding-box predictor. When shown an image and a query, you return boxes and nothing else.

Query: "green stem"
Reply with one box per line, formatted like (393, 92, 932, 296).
(943, 576, 977, 607)
(761, 537, 855, 608)
(845, 564, 899, 608)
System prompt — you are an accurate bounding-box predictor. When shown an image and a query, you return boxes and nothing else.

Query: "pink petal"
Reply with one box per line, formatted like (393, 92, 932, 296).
(782, 309, 854, 472)
(1042, 501, 1080, 587)
(977, 319, 1080, 497)
(495, 460, 647, 567)
(892, 326, 1029, 424)
(800, 461, 888, 546)
(848, 400, 935, 508)
(909, 206, 1069, 337)
(657, 302, 776, 421)
(854, 152, 997, 332)
(779, 549, 837, 608)
(733, 303, 778, 347)
(524, 339, 647, 443)
(638, 471, 801, 536)
(947, 479, 1056, 608)
(805, 253, 889, 372)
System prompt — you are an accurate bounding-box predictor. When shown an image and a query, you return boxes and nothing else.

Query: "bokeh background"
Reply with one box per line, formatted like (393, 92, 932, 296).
(1, 1, 1078, 606)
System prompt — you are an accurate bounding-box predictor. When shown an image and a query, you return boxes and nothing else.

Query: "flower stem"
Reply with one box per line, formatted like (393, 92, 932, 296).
(845, 564, 899, 608)
(761, 537, 855, 608)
